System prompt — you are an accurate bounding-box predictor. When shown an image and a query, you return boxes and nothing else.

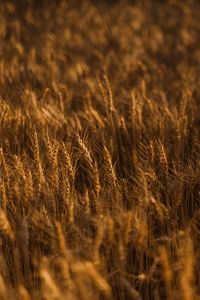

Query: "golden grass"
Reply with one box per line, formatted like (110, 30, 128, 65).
(0, 0, 200, 299)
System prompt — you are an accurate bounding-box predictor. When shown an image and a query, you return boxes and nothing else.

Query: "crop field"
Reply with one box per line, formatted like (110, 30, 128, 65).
(0, 0, 200, 299)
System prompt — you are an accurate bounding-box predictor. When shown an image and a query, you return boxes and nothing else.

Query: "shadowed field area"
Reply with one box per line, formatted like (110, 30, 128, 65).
(0, 1, 200, 299)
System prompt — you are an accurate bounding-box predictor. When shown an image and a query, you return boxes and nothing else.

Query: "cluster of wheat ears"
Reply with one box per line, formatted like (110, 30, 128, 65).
(0, 1, 200, 299)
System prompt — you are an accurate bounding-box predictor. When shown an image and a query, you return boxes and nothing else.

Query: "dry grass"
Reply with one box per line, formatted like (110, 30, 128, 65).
(0, 0, 200, 299)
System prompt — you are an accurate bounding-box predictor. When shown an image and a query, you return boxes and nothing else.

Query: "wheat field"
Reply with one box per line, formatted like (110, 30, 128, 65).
(0, 1, 200, 299)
